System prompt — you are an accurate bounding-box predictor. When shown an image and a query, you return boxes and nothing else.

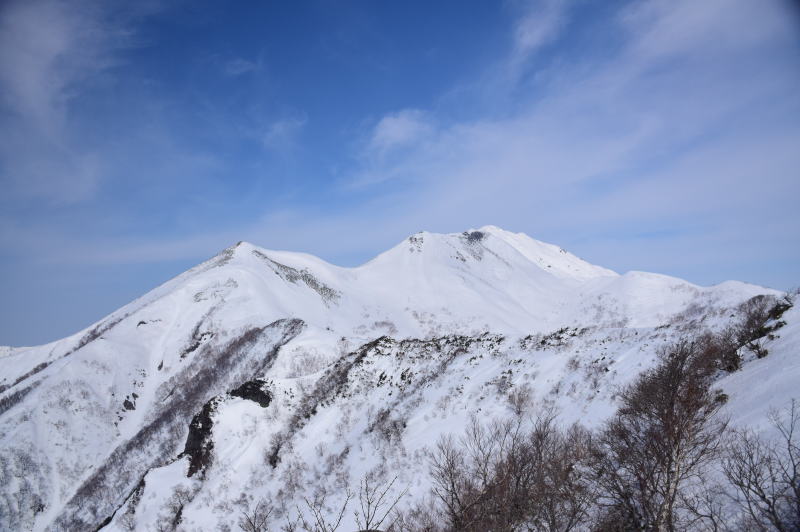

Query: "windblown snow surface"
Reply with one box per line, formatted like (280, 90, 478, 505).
(0, 226, 795, 531)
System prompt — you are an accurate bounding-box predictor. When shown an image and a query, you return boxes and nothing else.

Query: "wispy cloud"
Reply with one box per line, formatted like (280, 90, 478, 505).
(337, 0, 800, 284)
(8, 0, 796, 280)
(2, 0, 799, 347)
(223, 57, 259, 76)
(368, 109, 434, 155)
(511, 0, 567, 59)
(0, 0, 158, 204)
(262, 114, 308, 152)
(0, 0, 122, 131)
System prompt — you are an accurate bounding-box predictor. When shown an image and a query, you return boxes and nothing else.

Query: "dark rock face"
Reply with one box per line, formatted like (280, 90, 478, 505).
(181, 397, 219, 478)
(464, 230, 485, 243)
(180, 381, 272, 478)
(229, 380, 272, 408)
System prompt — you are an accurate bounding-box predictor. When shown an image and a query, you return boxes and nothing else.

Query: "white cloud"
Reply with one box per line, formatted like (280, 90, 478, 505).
(3, 0, 798, 291)
(0, 0, 154, 204)
(512, 0, 567, 59)
(619, 0, 793, 62)
(332, 0, 800, 284)
(262, 115, 308, 151)
(368, 109, 434, 155)
(0, 0, 138, 133)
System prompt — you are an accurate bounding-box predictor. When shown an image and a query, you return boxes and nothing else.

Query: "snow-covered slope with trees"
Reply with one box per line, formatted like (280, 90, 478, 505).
(0, 226, 794, 531)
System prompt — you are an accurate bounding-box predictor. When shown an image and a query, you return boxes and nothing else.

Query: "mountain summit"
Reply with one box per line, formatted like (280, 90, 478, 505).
(0, 227, 795, 531)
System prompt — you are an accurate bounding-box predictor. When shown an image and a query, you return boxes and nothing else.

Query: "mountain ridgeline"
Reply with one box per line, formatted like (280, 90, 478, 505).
(0, 226, 797, 531)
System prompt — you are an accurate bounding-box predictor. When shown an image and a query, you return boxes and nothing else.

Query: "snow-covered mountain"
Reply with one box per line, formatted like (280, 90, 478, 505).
(0, 226, 795, 531)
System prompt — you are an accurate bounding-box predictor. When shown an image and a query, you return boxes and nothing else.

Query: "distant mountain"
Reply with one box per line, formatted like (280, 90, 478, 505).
(0, 226, 795, 531)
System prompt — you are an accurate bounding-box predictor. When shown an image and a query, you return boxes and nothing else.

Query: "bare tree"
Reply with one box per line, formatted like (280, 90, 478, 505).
(391, 496, 443, 532)
(423, 412, 594, 532)
(428, 416, 526, 530)
(297, 490, 352, 532)
(279, 511, 303, 532)
(679, 478, 728, 532)
(522, 422, 595, 531)
(724, 400, 800, 531)
(428, 433, 475, 529)
(239, 498, 274, 532)
(153, 485, 194, 532)
(354, 475, 408, 531)
(591, 340, 729, 531)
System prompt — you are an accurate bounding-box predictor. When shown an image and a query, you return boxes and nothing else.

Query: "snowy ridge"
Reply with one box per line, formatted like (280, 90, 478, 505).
(0, 227, 793, 531)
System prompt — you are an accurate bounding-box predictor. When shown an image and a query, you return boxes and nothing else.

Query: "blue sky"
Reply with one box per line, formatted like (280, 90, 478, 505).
(1, 0, 799, 346)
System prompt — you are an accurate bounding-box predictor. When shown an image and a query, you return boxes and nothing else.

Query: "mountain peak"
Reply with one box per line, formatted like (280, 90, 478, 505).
(0, 224, 787, 532)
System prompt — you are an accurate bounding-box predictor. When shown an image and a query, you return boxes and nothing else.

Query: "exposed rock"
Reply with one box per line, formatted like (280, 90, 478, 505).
(180, 397, 220, 478)
(229, 380, 272, 408)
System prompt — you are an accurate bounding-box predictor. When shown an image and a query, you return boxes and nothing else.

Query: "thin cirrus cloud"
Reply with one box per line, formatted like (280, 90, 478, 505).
(369, 109, 434, 155)
(0, 0, 118, 130)
(0, 0, 161, 205)
(6, 0, 794, 276)
(0, 0, 798, 346)
(0, 0, 108, 204)
(340, 0, 799, 284)
(262, 115, 308, 152)
(511, 0, 566, 59)
(223, 57, 259, 77)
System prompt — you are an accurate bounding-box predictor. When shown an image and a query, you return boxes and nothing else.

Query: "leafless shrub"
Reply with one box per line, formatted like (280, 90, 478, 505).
(679, 479, 728, 532)
(159, 485, 193, 530)
(298, 490, 352, 532)
(354, 475, 408, 531)
(368, 408, 407, 446)
(153, 520, 174, 532)
(507, 384, 533, 417)
(582, 360, 609, 391)
(692, 294, 794, 373)
(252, 250, 340, 304)
(519, 327, 587, 351)
(5, 361, 50, 392)
(269, 337, 386, 467)
(490, 370, 514, 395)
(0, 381, 39, 416)
(287, 351, 328, 378)
(695, 330, 741, 373)
(670, 302, 709, 328)
(723, 400, 800, 531)
(117, 479, 145, 532)
(417, 412, 594, 531)
(118, 511, 137, 531)
(391, 496, 443, 532)
(427, 418, 516, 530)
(566, 355, 581, 372)
(239, 498, 274, 532)
(735, 296, 775, 358)
(731, 295, 793, 360)
(525, 423, 596, 531)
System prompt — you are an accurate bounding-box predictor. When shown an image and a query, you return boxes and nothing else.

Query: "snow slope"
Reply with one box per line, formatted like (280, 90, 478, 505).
(0, 226, 793, 531)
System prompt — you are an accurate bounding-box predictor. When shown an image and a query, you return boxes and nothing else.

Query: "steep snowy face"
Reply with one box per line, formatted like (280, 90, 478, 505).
(474, 225, 618, 281)
(0, 227, 789, 532)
